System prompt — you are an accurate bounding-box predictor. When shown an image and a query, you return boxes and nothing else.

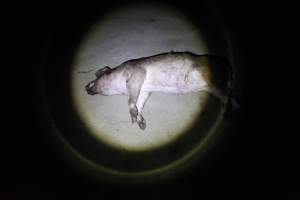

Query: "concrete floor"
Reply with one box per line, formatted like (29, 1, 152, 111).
(71, 3, 211, 151)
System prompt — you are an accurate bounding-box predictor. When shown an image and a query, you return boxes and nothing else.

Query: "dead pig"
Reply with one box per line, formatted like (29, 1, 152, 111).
(85, 52, 234, 130)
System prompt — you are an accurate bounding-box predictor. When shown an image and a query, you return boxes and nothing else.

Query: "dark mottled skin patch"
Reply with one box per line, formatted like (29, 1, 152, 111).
(194, 55, 231, 92)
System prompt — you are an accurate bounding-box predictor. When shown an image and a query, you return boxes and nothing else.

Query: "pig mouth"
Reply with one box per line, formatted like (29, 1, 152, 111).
(85, 82, 97, 95)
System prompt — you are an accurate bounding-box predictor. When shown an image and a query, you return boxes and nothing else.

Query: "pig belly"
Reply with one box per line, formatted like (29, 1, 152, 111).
(142, 70, 207, 94)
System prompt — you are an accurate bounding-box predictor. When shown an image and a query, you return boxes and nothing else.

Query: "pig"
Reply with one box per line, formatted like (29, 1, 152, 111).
(85, 51, 235, 130)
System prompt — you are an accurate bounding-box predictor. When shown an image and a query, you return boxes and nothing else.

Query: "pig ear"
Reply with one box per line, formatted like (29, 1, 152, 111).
(95, 66, 111, 77)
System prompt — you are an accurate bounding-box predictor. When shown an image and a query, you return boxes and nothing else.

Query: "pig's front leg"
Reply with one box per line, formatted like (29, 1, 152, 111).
(126, 69, 146, 126)
(136, 91, 151, 130)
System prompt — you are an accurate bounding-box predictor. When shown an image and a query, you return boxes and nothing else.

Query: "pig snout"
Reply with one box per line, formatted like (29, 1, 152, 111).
(85, 81, 98, 95)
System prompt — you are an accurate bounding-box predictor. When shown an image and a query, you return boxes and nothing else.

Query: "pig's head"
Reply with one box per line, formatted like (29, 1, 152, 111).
(85, 66, 111, 95)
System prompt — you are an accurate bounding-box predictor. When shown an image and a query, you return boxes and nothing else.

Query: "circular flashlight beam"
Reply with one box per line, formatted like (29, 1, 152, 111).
(71, 2, 210, 152)
(40, 1, 234, 185)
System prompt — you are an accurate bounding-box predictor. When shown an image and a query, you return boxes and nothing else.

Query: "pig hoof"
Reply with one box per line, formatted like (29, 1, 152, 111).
(131, 115, 137, 123)
(130, 107, 138, 123)
(137, 115, 146, 130)
(138, 120, 146, 130)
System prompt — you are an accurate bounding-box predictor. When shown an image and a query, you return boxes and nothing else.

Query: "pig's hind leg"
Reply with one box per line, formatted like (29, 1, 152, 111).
(203, 85, 229, 105)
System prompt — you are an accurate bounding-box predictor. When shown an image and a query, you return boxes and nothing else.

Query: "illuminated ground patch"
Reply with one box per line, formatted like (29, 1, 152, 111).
(71, 3, 210, 151)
